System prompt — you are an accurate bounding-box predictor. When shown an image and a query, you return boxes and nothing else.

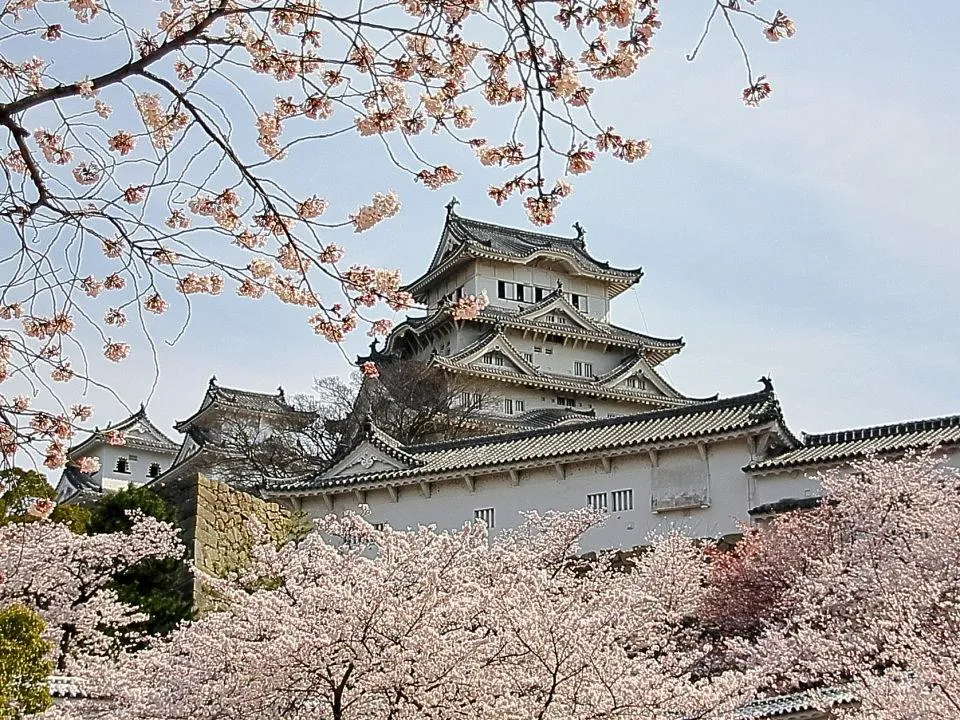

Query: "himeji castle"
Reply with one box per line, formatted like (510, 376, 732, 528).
(256, 204, 960, 549)
(62, 204, 960, 551)
(359, 201, 712, 427)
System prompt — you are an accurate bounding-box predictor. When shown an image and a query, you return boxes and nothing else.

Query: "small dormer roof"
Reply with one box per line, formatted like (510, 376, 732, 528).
(173, 377, 314, 433)
(403, 208, 643, 300)
(747, 412, 960, 475)
(67, 406, 179, 459)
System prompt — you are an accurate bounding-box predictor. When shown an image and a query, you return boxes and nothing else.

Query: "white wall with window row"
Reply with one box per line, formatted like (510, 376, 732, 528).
(300, 436, 782, 551)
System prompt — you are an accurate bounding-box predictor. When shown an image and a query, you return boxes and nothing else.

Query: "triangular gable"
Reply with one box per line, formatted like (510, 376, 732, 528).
(518, 294, 600, 333)
(425, 213, 470, 273)
(601, 354, 680, 399)
(124, 416, 178, 450)
(67, 408, 177, 460)
(449, 332, 538, 376)
(322, 440, 411, 479)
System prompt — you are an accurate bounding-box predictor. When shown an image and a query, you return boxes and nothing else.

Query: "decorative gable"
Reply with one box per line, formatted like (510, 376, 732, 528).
(451, 331, 538, 376)
(519, 295, 598, 333)
(322, 441, 411, 479)
(600, 354, 679, 399)
(470, 350, 525, 374)
(611, 372, 662, 396)
(123, 418, 178, 451)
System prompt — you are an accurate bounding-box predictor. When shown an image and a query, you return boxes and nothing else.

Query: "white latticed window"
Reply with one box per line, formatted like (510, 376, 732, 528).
(474, 507, 495, 528)
(586, 492, 608, 512)
(574, 361, 593, 377)
(611, 489, 634, 512)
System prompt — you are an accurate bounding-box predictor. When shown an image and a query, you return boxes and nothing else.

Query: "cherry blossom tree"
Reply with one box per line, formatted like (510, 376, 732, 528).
(0, 0, 796, 468)
(54, 510, 757, 720)
(738, 452, 960, 719)
(0, 510, 183, 674)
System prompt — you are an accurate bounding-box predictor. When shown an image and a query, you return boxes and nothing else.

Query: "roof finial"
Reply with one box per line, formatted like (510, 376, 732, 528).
(758, 375, 774, 393)
(369, 338, 380, 352)
(445, 196, 459, 216)
(556, 278, 564, 291)
(361, 413, 375, 435)
(277, 386, 285, 400)
(209, 375, 217, 388)
(572, 221, 585, 245)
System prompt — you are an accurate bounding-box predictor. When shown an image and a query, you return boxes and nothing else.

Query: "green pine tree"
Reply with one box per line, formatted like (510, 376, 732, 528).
(0, 605, 52, 719)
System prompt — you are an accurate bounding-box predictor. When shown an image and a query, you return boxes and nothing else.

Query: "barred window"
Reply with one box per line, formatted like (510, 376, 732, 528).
(574, 361, 593, 377)
(611, 489, 634, 512)
(474, 507, 495, 528)
(586, 492, 608, 512)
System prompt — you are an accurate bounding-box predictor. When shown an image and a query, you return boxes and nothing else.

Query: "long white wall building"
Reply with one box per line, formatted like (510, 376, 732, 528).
(260, 206, 960, 551)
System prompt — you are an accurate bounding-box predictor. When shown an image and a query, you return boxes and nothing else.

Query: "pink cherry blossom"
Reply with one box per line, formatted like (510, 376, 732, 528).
(103, 341, 130, 362)
(76, 455, 101, 474)
(450, 289, 490, 320)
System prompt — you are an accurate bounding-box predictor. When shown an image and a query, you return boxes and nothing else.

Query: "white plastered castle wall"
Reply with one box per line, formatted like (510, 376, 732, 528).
(293, 437, 819, 552)
(748, 446, 960, 508)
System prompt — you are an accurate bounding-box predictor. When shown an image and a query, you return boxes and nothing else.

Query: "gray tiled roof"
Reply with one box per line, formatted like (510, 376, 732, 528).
(735, 687, 855, 719)
(747, 413, 960, 473)
(67, 407, 179, 458)
(446, 213, 642, 279)
(174, 378, 313, 432)
(431, 350, 697, 409)
(265, 389, 791, 493)
(404, 210, 643, 298)
(379, 304, 682, 365)
(495, 407, 597, 430)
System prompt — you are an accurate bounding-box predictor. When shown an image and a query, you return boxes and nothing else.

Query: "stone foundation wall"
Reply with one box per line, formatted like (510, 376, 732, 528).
(156, 473, 304, 610)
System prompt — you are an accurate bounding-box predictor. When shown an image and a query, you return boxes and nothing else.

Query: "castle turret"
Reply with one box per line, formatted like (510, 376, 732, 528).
(360, 206, 713, 426)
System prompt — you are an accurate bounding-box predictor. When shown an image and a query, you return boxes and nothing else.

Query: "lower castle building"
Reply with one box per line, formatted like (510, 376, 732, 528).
(261, 384, 960, 550)
(59, 205, 960, 553)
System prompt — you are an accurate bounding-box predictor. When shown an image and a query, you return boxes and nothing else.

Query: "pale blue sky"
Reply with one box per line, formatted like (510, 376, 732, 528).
(65, 1, 960, 441)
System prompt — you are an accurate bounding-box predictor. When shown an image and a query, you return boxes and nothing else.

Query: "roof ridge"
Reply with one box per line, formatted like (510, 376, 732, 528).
(406, 390, 776, 454)
(804, 413, 960, 446)
(454, 213, 579, 246)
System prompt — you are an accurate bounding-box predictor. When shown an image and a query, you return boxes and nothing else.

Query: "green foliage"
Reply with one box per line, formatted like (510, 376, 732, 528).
(0, 467, 90, 531)
(86, 485, 193, 636)
(85, 484, 176, 533)
(49, 503, 91, 534)
(0, 468, 53, 525)
(0, 605, 52, 719)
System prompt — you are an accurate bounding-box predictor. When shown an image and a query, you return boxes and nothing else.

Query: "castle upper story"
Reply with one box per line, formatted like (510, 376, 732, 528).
(363, 205, 711, 426)
(403, 204, 644, 323)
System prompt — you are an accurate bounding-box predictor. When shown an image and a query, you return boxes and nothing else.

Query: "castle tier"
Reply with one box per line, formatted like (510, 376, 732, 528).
(359, 203, 714, 428)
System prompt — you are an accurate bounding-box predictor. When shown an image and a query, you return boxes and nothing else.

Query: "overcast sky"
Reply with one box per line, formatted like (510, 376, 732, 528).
(74, 0, 960, 442)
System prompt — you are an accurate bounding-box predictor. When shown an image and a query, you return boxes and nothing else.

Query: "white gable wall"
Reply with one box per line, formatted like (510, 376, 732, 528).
(66, 443, 175, 497)
(749, 446, 960, 508)
(293, 437, 819, 552)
